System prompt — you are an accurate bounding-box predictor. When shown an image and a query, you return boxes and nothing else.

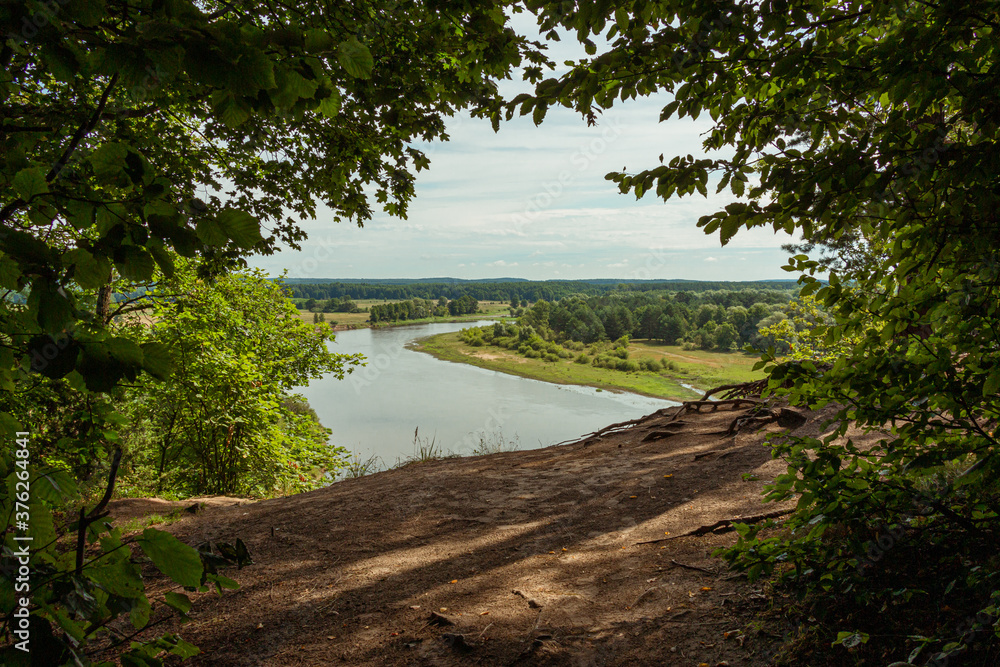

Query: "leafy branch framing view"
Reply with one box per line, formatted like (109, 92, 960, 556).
(2, 0, 1000, 664)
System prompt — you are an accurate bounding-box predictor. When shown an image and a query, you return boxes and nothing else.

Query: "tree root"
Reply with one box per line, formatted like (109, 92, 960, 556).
(724, 407, 807, 435)
(635, 509, 793, 545)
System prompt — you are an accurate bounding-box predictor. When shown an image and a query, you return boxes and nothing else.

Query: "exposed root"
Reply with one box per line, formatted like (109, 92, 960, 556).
(701, 380, 770, 401)
(725, 407, 807, 435)
(635, 509, 793, 545)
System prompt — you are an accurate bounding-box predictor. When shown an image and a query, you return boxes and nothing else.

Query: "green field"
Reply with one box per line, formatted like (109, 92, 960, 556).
(295, 300, 510, 329)
(413, 332, 765, 402)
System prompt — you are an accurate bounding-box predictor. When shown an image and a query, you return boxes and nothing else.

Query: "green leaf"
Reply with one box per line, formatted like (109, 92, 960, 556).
(130, 595, 151, 629)
(195, 218, 229, 247)
(168, 637, 200, 658)
(89, 142, 129, 181)
(90, 559, 144, 597)
(732, 175, 745, 197)
(305, 28, 334, 51)
(206, 572, 240, 591)
(114, 246, 155, 282)
(614, 7, 629, 31)
(27, 279, 75, 331)
(163, 591, 192, 615)
(26, 334, 80, 379)
(148, 244, 175, 278)
(720, 217, 740, 245)
(315, 88, 341, 117)
(217, 209, 264, 249)
(107, 337, 144, 367)
(0, 254, 21, 289)
(138, 528, 203, 588)
(140, 342, 174, 380)
(983, 367, 1000, 397)
(65, 248, 111, 289)
(214, 93, 251, 128)
(12, 167, 49, 200)
(337, 37, 374, 79)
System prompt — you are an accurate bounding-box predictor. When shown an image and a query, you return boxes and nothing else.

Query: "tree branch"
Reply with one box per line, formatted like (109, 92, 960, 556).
(46, 73, 119, 183)
(75, 447, 122, 575)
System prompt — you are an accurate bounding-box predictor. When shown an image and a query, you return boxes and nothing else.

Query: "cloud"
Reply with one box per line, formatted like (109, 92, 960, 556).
(705, 257, 718, 262)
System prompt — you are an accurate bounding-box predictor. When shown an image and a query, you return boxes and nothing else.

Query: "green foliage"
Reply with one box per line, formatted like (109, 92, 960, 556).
(516, 0, 1000, 660)
(123, 263, 360, 497)
(1, 0, 541, 659)
(756, 294, 867, 362)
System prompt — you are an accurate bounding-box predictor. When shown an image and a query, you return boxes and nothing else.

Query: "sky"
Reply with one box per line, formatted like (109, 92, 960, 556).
(248, 14, 798, 283)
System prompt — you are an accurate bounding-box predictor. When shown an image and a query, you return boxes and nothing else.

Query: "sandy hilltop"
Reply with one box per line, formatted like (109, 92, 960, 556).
(106, 399, 871, 666)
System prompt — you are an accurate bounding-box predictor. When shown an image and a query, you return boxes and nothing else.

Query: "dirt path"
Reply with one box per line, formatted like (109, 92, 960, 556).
(109, 403, 848, 666)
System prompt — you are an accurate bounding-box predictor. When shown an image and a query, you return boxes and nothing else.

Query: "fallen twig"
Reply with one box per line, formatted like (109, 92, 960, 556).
(669, 559, 715, 574)
(635, 509, 793, 545)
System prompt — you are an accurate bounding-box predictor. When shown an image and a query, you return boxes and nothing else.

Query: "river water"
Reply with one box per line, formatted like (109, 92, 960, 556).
(297, 321, 677, 466)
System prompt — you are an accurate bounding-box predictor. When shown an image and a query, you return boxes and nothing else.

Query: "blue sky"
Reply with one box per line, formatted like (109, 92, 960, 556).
(249, 15, 798, 282)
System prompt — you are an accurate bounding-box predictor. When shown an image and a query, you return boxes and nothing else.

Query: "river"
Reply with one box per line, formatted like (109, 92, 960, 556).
(297, 321, 678, 468)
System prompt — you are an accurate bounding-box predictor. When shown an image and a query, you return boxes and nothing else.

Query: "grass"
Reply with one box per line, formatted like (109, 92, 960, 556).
(413, 332, 765, 402)
(117, 508, 188, 533)
(340, 451, 384, 479)
(334, 424, 523, 481)
(471, 428, 521, 456)
(296, 300, 510, 329)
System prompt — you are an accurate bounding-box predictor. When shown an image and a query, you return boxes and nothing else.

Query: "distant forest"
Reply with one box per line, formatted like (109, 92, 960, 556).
(284, 279, 800, 302)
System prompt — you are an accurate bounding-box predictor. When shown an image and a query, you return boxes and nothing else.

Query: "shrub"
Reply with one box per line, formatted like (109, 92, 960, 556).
(524, 349, 542, 359)
(639, 357, 662, 372)
(592, 355, 616, 369)
(616, 359, 640, 372)
(543, 353, 560, 362)
(613, 346, 629, 359)
(575, 353, 590, 364)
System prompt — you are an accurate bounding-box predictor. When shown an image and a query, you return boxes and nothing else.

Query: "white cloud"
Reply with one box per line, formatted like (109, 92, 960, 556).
(248, 24, 793, 282)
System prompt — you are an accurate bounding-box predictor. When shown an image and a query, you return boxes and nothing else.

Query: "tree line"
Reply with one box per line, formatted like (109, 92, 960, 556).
(514, 289, 793, 351)
(286, 279, 799, 303)
(368, 294, 479, 323)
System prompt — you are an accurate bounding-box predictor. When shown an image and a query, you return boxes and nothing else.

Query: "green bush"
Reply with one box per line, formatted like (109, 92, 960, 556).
(612, 346, 629, 359)
(639, 357, 662, 372)
(575, 353, 590, 364)
(524, 349, 542, 359)
(543, 353, 560, 362)
(616, 359, 640, 372)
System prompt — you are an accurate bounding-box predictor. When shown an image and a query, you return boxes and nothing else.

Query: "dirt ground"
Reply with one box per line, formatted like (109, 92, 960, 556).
(106, 401, 850, 666)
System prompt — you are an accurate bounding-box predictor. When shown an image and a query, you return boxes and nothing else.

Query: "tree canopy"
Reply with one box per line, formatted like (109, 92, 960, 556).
(1, 1, 544, 663)
(505, 0, 1000, 662)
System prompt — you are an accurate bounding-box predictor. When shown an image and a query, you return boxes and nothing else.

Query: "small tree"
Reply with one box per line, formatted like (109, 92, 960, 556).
(127, 263, 361, 496)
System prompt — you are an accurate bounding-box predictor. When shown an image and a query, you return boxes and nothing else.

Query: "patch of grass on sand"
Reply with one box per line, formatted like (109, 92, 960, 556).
(117, 509, 186, 534)
(415, 332, 763, 401)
